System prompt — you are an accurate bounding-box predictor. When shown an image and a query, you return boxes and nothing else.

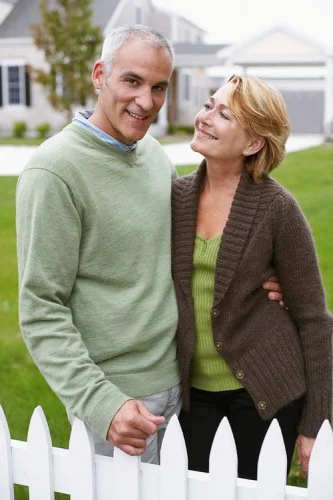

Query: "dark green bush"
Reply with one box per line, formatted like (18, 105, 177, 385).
(167, 124, 194, 135)
(36, 122, 50, 139)
(12, 121, 27, 138)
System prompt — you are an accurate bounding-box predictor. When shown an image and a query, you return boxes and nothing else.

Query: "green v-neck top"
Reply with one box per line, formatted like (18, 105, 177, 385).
(191, 234, 243, 392)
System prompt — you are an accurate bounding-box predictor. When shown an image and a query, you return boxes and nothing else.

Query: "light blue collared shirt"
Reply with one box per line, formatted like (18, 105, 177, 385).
(73, 109, 137, 152)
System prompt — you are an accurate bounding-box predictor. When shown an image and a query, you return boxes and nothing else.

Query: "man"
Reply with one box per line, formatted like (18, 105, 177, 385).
(16, 25, 282, 463)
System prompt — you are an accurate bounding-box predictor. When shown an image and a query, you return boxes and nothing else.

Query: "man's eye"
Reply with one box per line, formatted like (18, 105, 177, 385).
(126, 79, 138, 86)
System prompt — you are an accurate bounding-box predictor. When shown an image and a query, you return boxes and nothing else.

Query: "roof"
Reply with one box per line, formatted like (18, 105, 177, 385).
(0, 0, 121, 38)
(173, 42, 228, 55)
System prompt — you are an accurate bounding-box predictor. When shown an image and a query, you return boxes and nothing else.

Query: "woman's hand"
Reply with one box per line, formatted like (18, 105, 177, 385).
(296, 434, 315, 477)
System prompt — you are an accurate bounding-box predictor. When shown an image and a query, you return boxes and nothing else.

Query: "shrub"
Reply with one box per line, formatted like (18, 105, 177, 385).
(36, 122, 51, 139)
(167, 124, 194, 135)
(12, 121, 27, 138)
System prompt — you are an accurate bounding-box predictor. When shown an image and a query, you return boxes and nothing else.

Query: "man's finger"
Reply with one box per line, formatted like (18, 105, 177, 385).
(137, 401, 166, 427)
(118, 443, 146, 456)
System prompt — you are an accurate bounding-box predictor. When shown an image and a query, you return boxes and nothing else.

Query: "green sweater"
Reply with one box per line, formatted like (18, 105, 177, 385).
(191, 234, 243, 392)
(16, 124, 180, 439)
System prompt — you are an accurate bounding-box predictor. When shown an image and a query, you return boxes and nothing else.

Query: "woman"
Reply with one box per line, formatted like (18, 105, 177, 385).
(172, 75, 332, 480)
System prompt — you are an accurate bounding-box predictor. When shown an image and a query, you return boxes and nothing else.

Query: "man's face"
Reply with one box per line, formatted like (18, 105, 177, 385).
(91, 40, 173, 145)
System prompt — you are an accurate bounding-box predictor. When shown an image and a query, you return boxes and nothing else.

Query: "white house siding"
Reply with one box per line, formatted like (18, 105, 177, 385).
(106, 0, 151, 32)
(176, 67, 208, 125)
(239, 31, 324, 58)
(0, 1, 12, 24)
(0, 39, 66, 136)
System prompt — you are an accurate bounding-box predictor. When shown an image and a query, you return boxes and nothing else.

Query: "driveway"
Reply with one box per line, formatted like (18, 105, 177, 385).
(0, 134, 325, 176)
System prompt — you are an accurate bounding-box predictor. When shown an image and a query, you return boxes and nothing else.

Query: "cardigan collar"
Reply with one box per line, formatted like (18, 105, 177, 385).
(174, 160, 262, 304)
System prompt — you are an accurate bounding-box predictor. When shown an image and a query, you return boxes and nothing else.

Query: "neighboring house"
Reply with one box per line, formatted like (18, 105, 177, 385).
(0, 4, 332, 136)
(0, 0, 208, 136)
(216, 25, 333, 135)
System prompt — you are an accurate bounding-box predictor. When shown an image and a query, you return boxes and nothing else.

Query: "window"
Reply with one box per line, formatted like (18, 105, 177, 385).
(0, 64, 31, 106)
(181, 73, 191, 101)
(135, 6, 142, 24)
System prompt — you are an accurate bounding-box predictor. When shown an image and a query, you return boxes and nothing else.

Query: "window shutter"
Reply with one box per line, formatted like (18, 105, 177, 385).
(0, 66, 2, 107)
(25, 65, 31, 107)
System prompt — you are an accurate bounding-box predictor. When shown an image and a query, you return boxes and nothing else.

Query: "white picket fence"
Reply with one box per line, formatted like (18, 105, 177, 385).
(1, 405, 333, 499)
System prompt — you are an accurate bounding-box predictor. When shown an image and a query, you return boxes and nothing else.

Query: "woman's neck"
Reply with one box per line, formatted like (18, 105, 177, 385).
(204, 159, 244, 194)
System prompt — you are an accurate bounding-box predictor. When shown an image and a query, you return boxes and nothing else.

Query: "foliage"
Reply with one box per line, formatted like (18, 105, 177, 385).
(167, 123, 195, 135)
(35, 122, 51, 139)
(0, 137, 44, 145)
(12, 121, 27, 138)
(31, 0, 103, 119)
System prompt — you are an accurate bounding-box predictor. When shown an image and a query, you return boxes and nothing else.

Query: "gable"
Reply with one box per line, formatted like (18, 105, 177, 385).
(239, 30, 324, 57)
(0, 0, 122, 38)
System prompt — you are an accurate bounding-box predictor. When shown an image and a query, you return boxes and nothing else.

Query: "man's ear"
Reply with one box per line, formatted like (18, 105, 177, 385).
(244, 137, 265, 156)
(91, 60, 105, 90)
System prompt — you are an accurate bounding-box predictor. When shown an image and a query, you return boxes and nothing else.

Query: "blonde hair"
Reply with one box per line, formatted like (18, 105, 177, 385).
(227, 74, 290, 182)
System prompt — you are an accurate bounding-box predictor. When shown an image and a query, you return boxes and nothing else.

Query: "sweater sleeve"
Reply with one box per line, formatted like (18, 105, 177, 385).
(16, 168, 132, 439)
(272, 192, 333, 436)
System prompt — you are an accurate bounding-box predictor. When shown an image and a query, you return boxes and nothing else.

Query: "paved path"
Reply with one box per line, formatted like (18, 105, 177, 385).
(0, 134, 325, 176)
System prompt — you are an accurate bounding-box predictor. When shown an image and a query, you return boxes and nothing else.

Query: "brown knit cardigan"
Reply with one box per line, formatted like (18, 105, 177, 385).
(172, 161, 332, 437)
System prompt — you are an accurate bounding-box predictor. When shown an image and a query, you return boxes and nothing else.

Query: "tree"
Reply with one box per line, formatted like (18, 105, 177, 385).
(31, 0, 103, 121)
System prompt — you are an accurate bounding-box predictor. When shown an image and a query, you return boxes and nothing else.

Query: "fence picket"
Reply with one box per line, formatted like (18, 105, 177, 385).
(160, 414, 188, 500)
(256, 419, 287, 500)
(209, 417, 237, 499)
(0, 405, 14, 500)
(68, 418, 96, 499)
(26, 406, 54, 499)
(113, 448, 141, 500)
(307, 419, 333, 500)
(2, 406, 333, 499)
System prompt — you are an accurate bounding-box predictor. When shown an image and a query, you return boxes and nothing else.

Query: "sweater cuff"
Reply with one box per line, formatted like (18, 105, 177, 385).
(83, 388, 134, 440)
(298, 389, 332, 437)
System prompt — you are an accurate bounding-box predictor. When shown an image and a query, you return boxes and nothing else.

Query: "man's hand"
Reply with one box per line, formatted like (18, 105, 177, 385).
(262, 275, 285, 307)
(107, 400, 165, 456)
(296, 434, 315, 477)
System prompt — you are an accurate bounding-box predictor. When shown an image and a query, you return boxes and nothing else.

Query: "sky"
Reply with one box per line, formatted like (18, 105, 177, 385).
(152, 0, 333, 48)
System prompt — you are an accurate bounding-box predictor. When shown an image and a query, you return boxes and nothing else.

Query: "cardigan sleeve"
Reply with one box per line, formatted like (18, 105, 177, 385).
(272, 192, 333, 436)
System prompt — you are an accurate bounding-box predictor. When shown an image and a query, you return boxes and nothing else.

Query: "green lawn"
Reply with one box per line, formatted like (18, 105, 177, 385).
(0, 137, 45, 146)
(1, 145, 332, 496)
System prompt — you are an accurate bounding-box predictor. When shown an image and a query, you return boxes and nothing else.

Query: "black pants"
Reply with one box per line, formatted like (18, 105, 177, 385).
(179, 388, 303, 480)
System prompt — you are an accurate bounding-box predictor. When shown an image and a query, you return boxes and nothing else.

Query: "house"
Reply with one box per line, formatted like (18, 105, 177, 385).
(215, 25, 333, 135)
(0, 0, 211, 136)
(0, 2, 332, 137)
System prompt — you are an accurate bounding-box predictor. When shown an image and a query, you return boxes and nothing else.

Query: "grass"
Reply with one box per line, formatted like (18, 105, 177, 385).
(0, 137, 45, 146)
(1, 145, 332, 496)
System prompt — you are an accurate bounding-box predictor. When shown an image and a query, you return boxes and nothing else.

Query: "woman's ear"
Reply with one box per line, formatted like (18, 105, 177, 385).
(245, 137, 265, 156)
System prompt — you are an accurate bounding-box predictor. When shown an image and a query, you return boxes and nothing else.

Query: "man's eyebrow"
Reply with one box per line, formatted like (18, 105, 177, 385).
(120, 71, 143, 80)
(120, 71, 169, 87)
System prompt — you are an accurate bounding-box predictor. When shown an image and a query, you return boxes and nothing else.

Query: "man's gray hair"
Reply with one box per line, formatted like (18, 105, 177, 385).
(101, 24, 175, 76)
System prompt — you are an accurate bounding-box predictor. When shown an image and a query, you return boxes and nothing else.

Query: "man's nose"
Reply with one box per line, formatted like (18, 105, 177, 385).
(135, 88, 154, 111)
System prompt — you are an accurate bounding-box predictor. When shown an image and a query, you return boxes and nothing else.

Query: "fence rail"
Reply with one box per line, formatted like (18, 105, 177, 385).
(1, 404, 333, 499)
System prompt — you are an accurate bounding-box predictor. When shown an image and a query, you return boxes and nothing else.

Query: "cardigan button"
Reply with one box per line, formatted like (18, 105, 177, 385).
(258, 401, 267, 411)
(215, 341, 222, 351)
(235, 370, 244, 380)
(211, 308, 220, 318)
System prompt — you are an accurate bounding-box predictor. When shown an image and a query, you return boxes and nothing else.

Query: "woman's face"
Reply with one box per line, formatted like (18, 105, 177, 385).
(191, 82, 251, 164)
